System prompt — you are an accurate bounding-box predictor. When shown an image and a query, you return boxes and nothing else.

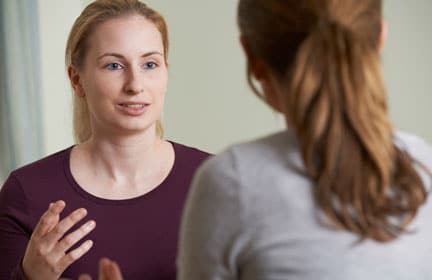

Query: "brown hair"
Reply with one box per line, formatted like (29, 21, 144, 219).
(65, 0, 168, 143)
(238, 0, 428, 241)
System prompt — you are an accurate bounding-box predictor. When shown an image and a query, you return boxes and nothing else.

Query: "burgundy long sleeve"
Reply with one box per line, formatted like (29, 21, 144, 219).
(0, 143, 209, 280)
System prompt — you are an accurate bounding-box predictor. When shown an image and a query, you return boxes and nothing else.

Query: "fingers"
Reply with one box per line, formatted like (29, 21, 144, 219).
(56, 239, 94, 272)
(45, 207, 89, 245)
(33, 201, 94, 259)
(99, 258, 123, 280)
(23, 201, 96, 279)
(99, 258, 110, 280)
(80, 258, 123, 280)
(109, 261, 123, 280)
(53, 219, 96, 255)
(32, 200, 66, 238)
(78, 274, 92, 280)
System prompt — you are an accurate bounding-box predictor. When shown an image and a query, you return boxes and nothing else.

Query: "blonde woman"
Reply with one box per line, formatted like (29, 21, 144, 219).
(0, 1, 209, 279)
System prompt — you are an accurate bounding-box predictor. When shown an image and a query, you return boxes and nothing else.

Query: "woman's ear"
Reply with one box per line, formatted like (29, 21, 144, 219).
(262, 77, 285, 114)
(240, 35, 284, 113)
(68, 65, 85, 97)
(239, 35, 251, 61)
(240, 35, 266, 81)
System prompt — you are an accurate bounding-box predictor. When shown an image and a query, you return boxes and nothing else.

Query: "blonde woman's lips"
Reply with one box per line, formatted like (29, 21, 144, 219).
(117, 102, 148, 116)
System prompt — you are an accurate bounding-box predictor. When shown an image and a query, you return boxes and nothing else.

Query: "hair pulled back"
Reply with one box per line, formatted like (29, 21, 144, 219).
(238, 0, 427, 242)
(66, 0, 168, 143)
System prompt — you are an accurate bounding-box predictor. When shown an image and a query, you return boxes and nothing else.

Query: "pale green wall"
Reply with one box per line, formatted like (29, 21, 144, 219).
(39, 0, 432, 155)
(142, 0, 284, 153)
(38, 0, 81, 153)
(383, 1, 432, 142)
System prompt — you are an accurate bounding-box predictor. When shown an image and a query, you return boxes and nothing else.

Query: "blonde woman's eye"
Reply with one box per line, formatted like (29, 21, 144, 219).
(144, 62, 157, 69)
(106, 63, 123, 70)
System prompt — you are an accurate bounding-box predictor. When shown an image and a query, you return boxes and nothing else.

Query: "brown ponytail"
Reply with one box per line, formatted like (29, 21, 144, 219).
(290, 21, 426, 241)
(238, 0, 428, 241)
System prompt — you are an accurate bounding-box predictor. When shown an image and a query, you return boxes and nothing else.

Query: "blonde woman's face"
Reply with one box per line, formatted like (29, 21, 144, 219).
(76, 15, 168, 137)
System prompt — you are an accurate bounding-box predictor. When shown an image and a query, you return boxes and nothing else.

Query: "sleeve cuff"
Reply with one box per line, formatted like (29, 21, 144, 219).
(11, 260, 28, 280)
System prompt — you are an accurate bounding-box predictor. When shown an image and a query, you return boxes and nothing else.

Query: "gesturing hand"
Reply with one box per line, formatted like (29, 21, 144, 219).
(22, 200, 96, 280)
(78, 258, 124, 280)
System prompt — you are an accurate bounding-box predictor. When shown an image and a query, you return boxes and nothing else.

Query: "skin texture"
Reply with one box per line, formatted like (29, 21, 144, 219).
(69, 15, 168, 139)
(22, 201, 96, 280)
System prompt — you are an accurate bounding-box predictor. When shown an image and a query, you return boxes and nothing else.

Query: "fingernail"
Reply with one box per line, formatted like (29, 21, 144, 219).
(84, 240, 93, 250)
(77, 208, 87, 216)
(53, 200, 65, 209)
(85, 220, 96, 230)
(100, 257, 110, 266)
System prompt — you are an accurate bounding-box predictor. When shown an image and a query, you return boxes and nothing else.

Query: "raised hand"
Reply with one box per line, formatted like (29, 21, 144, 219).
(78, 258, 123, 280)
(22, 200, 96, 280)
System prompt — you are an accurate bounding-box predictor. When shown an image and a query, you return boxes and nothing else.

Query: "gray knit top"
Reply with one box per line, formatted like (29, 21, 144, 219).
(178, 130, 432, 280)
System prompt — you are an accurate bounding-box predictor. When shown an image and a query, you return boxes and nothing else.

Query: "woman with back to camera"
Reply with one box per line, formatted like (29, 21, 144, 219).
(177, 0, 432, 279)
(0, 0, 209, 279)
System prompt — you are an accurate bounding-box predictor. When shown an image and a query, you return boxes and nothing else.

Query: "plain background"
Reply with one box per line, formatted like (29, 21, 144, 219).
(38, 0, 432, 155)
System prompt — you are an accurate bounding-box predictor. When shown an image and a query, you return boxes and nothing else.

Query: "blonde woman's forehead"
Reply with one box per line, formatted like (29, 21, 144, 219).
(86, 15, 165, 58)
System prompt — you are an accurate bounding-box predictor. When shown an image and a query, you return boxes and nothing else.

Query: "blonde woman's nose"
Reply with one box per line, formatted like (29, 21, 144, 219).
(124, 67, 144, 94)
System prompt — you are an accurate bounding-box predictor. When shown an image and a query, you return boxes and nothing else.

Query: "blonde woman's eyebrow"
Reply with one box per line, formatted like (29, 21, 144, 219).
(97, 51, 164, 61)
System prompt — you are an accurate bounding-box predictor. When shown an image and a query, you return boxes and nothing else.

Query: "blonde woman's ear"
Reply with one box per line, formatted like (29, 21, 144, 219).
(68, 65, 85, 97)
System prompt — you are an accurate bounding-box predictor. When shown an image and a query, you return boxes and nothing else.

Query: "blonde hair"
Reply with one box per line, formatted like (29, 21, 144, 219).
(238, 0, 428, 242)
(65, 0, 168, 143)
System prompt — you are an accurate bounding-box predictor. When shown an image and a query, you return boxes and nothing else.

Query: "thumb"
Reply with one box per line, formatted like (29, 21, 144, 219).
(78, 274, 92, 280)
(99, 258, 123, 280)
(108, 260, 123, 280)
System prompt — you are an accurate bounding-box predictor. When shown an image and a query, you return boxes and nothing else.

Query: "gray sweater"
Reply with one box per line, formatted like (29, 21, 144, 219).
(177, 130, 432, 280)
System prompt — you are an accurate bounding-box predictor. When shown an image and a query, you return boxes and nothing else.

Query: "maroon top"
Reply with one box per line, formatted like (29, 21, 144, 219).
(0, 142, 210, 280)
